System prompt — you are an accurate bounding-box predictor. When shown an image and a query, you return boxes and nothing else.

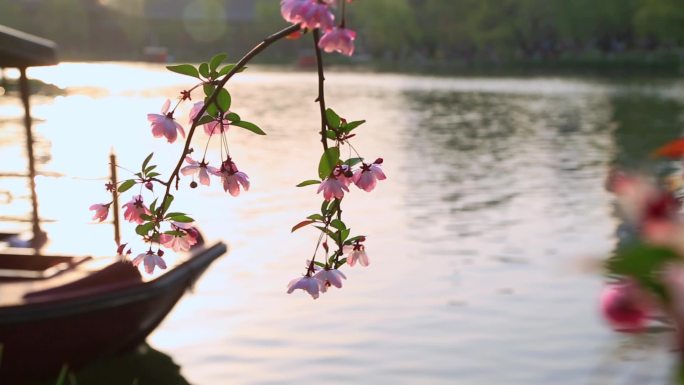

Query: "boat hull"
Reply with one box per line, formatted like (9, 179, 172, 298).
(0, 242, 226, 381)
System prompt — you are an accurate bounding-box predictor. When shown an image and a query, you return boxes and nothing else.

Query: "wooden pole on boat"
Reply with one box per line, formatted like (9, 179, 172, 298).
(109, 152, 121, 246)
(0, 68, 7, 94)
(18, 67, 43, 247)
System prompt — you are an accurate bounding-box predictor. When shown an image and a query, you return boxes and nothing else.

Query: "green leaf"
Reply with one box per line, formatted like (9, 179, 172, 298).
(325, 130, 338, 140)
(144, 165, 157, 174)
(55, 365, 69, 385)
(149, 198, 158, 214)
(203, 84, 215, 98)
(325, 108, 341, 129)
(161, 194, 174, 214)
(314, 225, 336, 239)
(206, 99, 219, 118)
(139, 213, 154, 221)
(345, 235, 365, 245)
(318, 147, 340, 179)
(606, 243, 680, 301)
(330, 219, 346, 230)
(340, 228, 350, 243)
(335, 258, 347, 269)
(321, 200, 330, 215)
(165, 212, 187, 218)
(135, 222, 155, 236)
(147, 172, 161, 178)
(166, 64, 199, 79)
(196, 115, 214, 125)
(291, 220, 314, 232)
(164, 230, 186, 237)
(343, 120, 366, 132)
(141, 152, 154, 171)
(199, 62, 210, 78)
(218, 64, 247, 77)
(232, 120, 266, 135)
(209, 53, 228, 71)
(226, 112, 241, 122)
(307, 213, 325, 221)
(344, 157, 363, 167)
(170, 214, 194, 223)
(118, 179, 136, 193)
(314, 261, 326, 268)
(297, 180, 321, 187)
(216, 88, 231, 112)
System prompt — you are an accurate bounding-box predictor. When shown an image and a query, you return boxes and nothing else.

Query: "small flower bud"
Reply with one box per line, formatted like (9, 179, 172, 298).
(157, 249, 164, 257)
(374, 158, 383, 165)
(190, 181, 198, 189)
(145, 181, 154, 191)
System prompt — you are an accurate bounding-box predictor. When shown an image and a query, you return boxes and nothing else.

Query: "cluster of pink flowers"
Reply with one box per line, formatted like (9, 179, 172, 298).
(318, 159, 386, 201)
(280, 0, 357, 56)
(600, 170, 684, 342)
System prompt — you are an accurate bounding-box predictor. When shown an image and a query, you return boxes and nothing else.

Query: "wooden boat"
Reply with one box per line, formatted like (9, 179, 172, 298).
(0, 25, 227, 381)
(0, 242, 226, 381)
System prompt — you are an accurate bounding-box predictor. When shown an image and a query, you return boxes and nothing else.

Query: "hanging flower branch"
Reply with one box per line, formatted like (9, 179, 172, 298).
(89, 0, 385, 299)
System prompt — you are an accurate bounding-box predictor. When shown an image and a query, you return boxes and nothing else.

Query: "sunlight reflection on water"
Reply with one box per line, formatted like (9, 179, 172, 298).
(4, 62, 684, 384)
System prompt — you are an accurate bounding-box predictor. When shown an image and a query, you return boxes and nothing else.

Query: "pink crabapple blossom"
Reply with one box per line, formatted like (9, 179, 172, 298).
(122, 195, 151, 224)
(280, 0, 335, 31)
(159, 222, 199, 252)
(181, 156, 213, 186)
(344, 242, 369, 267)
(599, 280, 653, 332)
(318, 27, 356, 56)
(287, 276, 321, 299)
(89, 203, 110, 222)
(335, 164, 354, 187)
(313, 268, 346, 292)
(132, 250, 167, 274)
(353, 158, 386, 192)
(147, 99, 186, 143)
(211, 159, 250, 197)
(317, 176, 349, 201)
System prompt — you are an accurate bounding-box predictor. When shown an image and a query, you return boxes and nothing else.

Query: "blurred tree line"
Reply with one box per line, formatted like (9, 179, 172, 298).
(0, 0, 682, 67)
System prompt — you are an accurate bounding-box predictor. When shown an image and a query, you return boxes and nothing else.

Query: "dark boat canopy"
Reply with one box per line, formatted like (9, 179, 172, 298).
(0, 24, 57, 68)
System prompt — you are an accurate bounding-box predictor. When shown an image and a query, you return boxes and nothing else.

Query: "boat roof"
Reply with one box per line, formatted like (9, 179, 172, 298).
(0, 24, 57, 68)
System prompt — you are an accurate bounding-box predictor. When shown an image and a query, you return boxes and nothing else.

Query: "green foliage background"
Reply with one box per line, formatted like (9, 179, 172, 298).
(0, 0, 683, 68)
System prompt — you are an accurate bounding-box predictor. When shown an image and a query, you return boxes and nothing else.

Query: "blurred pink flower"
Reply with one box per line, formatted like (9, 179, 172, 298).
(148, 99, 185, 143)
(287, 276, 321, 299)
(607, 170, 681, 245)
(344, 243, 369, 267)
(181, 156, 212, 186)
(313, 268, 346, 292)
(211, 159, 250, 197)
(89, 203, 110, 222)
(160, 221, 199, 252)
(353, 159, 386, 192)
(317, 176, 349, 201)
(599, 280, 652, 332)
(132, 250, 167, 274)
(122, 195, 151, 224)
(280, 0, 334, 31)
(319, 27, 356, 56)
(203, 118, 230, 136)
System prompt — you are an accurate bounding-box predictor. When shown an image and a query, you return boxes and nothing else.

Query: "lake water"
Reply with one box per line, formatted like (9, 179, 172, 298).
(3, 63, 684, 384)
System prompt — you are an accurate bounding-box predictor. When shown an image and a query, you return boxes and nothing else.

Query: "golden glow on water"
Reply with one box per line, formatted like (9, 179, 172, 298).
(3, 62, 681, 383)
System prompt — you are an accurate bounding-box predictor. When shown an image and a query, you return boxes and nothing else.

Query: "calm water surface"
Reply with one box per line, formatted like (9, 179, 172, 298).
(3, 63, 684, 384)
